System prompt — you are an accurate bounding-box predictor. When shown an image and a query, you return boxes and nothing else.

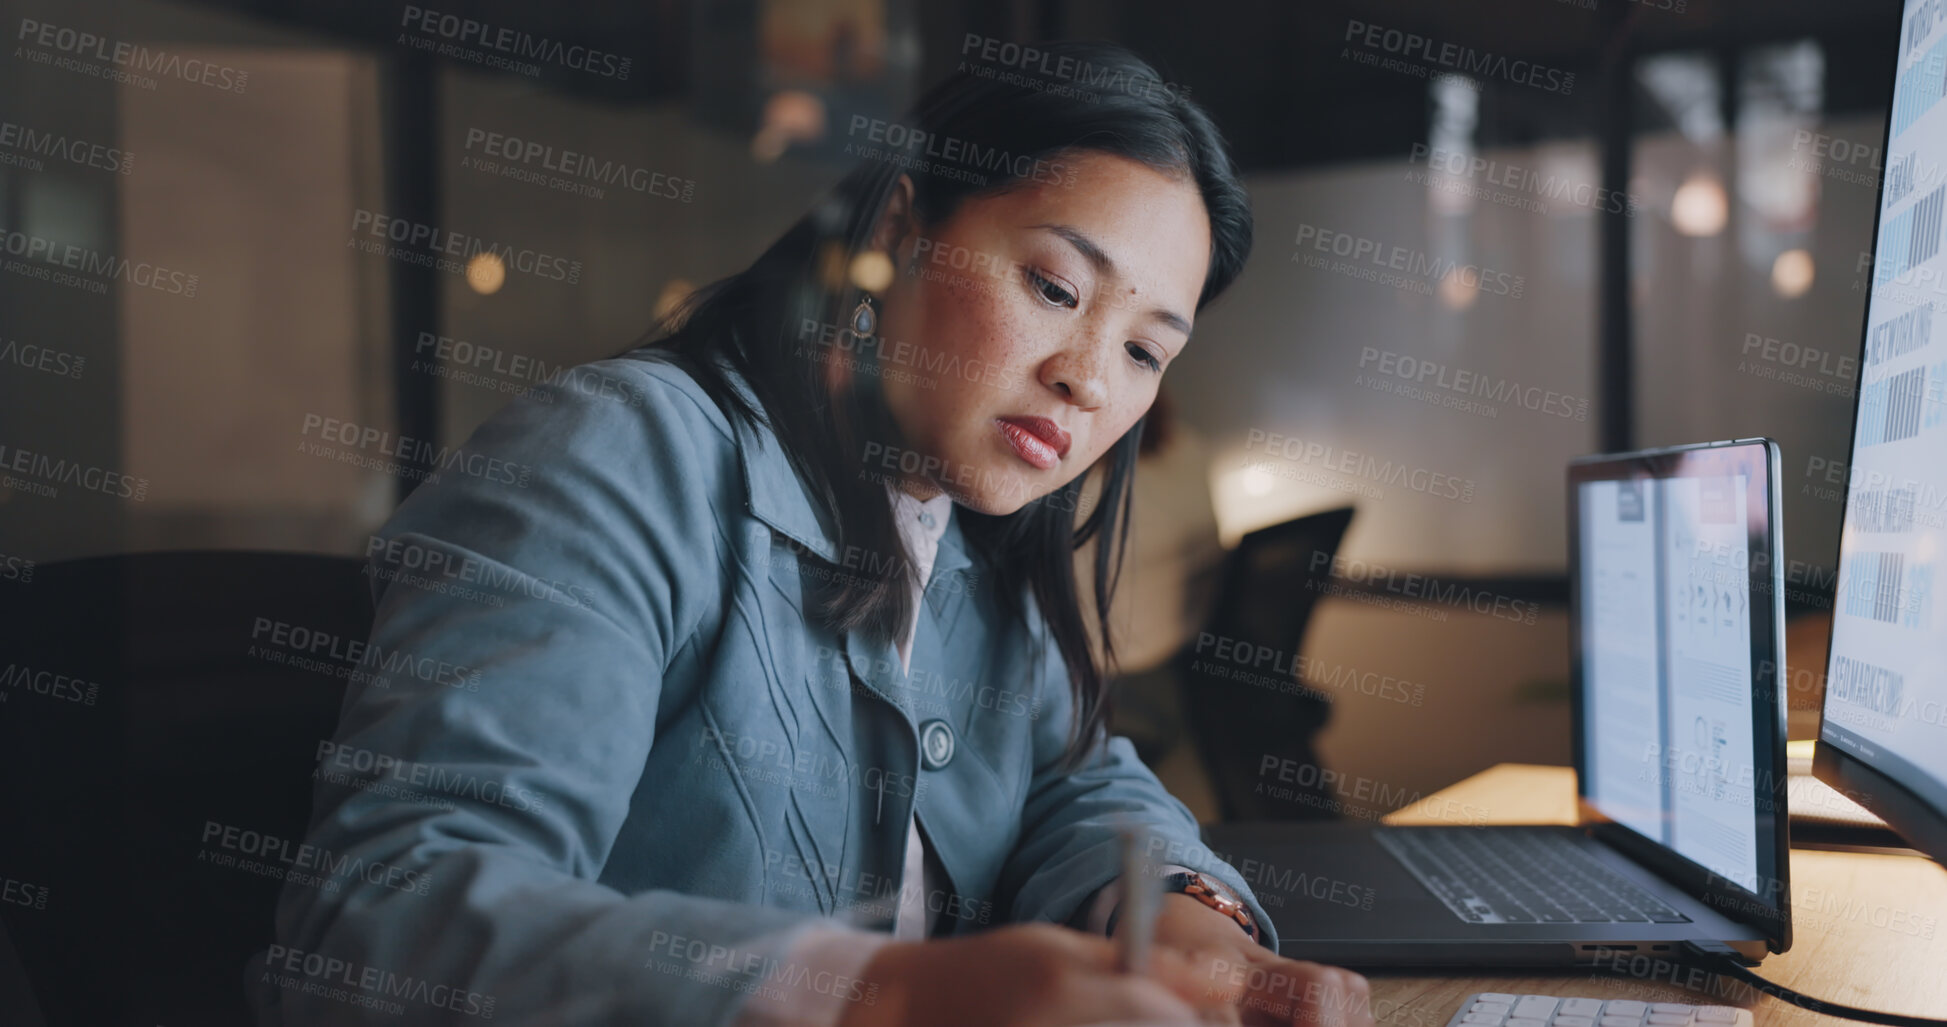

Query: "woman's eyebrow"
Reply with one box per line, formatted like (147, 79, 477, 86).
(1031, 222, 1193, 337)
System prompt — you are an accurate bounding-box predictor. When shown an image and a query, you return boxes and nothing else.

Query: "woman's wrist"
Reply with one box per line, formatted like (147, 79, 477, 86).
(1110, 873, 1264, 949)
(837, 940, 918, 1027)
(1152, 892, 1267, 956)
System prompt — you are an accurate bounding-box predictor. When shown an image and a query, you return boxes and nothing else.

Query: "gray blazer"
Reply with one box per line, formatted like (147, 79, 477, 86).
(249, 349, 1272, 1025)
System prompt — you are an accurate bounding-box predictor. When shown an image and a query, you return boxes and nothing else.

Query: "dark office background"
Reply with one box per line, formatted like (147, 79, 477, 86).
(0, 0, 1900, 811)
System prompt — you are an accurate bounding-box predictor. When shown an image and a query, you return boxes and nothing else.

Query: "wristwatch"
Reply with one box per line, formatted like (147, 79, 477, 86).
(1162, 871, 1261, 943)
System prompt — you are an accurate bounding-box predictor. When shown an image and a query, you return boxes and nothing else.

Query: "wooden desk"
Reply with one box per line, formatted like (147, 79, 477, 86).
(1369, 764, 1947, 1027)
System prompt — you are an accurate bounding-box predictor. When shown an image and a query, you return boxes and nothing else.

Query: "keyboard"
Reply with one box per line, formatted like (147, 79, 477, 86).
(1444, 993, 1753, 1027)
(1375, 827, 1692, 925)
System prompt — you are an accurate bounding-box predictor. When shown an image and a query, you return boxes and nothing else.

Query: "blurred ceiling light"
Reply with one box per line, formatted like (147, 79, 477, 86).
(1215, 458, 1326, 546)
(849, 250, 894, 293)
(1240, 464, 1275, 497)
(465, 253, 506, 295)
(654, 278, 696, 322)
(751, 89, 827, 163)
(1771, 249, 1815, 298)
(1671, 171, 1728, 236)
(1437, 271, 1480, 311)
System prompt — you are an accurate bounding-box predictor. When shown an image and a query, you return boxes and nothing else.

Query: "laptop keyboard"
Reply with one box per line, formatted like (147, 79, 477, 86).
(1374, 827, 1693, 925)
(1445, 993, 1752, 1027)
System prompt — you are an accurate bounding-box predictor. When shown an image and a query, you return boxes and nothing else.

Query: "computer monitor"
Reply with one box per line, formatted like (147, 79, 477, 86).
(1814, 0, 1947, 866)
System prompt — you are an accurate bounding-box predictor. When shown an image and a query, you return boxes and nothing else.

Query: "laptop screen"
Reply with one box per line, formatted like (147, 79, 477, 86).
(1568, 441, 1787, 923)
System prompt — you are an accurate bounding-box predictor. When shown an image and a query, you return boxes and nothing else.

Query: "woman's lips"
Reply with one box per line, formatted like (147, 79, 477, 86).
(996, 416, 1069, 471)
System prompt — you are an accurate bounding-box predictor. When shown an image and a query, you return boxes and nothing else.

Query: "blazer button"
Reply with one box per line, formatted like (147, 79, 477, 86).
(919, 719, 955, 770)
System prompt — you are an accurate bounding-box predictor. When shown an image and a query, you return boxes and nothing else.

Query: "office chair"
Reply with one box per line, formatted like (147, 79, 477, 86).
(1175, 506, 1356, 822)
(0, 551, 367, 1027)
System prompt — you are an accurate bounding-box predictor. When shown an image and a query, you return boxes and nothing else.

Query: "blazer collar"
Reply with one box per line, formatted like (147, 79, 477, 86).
(717, 356, 972, 581)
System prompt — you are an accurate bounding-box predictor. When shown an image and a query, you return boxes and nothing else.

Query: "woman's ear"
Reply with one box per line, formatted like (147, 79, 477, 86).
(868, 173, 918, 260)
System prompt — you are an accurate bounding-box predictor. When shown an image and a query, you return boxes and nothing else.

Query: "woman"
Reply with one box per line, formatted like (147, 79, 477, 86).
(254, 40, 1374, 1027)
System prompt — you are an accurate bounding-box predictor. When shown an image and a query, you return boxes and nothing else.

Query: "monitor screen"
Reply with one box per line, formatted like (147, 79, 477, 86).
(1569, 440, 1787, 929)
(1820, 0, 1947, 835)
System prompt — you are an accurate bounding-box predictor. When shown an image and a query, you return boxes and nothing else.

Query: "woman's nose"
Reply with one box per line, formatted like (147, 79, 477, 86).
(1041, 349, 1108, 409)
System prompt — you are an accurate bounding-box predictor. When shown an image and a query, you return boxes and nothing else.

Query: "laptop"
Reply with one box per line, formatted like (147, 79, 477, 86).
(1203, 438, 1792, 967)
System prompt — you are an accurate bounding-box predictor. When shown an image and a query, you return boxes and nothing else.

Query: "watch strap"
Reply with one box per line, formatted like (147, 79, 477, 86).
(1105, 871, 1261, 943)
(1167, 871, 1261, 943)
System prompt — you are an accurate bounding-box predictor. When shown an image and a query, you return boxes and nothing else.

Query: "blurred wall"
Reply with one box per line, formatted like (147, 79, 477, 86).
(123, 48, 391, 553)
(0, 0, 1886, 809)
(1171, 115, 1875, 803)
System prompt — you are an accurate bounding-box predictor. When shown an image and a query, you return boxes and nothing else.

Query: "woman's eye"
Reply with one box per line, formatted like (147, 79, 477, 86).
(1126, 342, 1162, 372)
(1025, 269, 1078, 308)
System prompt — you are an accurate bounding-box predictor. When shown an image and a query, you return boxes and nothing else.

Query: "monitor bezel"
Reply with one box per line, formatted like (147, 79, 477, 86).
(1567, 438, 1792, 954)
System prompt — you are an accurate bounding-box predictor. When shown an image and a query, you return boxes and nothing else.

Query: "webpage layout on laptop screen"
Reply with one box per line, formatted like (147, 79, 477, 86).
(1578, 473, 1759, 895)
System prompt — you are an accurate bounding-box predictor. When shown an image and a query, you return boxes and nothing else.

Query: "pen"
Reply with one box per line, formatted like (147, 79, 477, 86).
(1115, 825, 1162, 974)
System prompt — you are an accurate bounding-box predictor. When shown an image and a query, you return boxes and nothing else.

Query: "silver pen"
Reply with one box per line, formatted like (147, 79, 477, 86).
(1115, 824, 1163, 974)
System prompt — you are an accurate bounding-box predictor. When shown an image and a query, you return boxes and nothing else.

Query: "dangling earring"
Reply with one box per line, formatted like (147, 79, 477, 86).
(850, 293, 878, 338)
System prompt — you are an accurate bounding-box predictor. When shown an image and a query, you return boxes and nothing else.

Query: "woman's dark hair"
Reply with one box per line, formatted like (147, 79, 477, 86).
(623, 40, 1252, 769)
(1139, 386, 1175, 457)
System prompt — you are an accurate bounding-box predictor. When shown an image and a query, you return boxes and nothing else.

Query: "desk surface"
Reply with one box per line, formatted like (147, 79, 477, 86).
(1372, 764, 1947, 1027)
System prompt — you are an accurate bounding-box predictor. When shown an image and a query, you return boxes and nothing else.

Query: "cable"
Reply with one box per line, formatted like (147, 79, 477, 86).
(1680, 940, 1947, 1027)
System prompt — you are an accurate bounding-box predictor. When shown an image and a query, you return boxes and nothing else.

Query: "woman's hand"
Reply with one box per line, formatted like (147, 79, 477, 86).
(1131, 893, 1376, 1027)
(839, 921, 1233, 1027)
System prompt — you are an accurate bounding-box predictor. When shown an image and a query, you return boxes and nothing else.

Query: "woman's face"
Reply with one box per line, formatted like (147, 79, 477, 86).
(867, 150, 1212, 516)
